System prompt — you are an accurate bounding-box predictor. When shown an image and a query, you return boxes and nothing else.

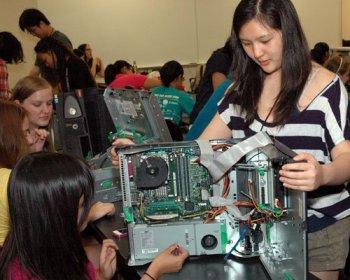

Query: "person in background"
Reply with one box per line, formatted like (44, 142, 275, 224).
(0, 101, 33, 246)
(310, 42, 330, 65)
(185, 79, 233, 140)
(73, 48, 84, 59)
(11, 76, 114, 255)
(78, 44, 105, 79)
(19, 8, 73, 87)
(0, 152, 189, 280)
(0, 97, 113, 245)
(324, 55, 350, 86)
(200, 0, 350, 279)
(189, 39, 233, 124)
(34, 37, 96, 92)
(151, 60, 195, 140)
(105, 60, 162, 90)
(12, 76, 54, 151)
(147, 70, 161, 79)
(0, 32, 24, 100)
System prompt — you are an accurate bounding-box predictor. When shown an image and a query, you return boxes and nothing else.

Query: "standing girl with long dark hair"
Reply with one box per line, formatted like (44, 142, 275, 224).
(34, 37, 96, 92)
(200, 0, 350, 279)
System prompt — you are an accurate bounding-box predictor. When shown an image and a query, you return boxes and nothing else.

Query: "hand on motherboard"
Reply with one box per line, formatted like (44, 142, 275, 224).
(111, 138, 135, 168)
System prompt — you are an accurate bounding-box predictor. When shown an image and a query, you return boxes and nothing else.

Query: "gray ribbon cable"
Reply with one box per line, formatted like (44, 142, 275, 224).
(197, 132, 273, 182)
(195, 139, 215, 167)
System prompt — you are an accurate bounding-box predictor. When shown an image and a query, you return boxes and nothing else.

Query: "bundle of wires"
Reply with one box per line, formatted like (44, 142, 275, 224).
(245, 179, 284, 220)
(204, 174, 230, 223)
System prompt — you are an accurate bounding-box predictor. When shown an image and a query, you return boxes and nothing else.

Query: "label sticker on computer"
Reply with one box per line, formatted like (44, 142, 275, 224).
(141, 248, 159, 254)
(121, 101, 137, 117)
(141, 230, 155, 248)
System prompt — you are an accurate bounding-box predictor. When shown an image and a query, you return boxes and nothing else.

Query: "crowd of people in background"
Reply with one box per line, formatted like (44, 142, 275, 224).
(0, 6, 194, 280)
(0, 0, 350, 279)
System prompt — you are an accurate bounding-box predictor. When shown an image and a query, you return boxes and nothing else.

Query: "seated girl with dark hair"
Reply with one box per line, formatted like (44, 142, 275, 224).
(105, 60, 161, 90)
(34, 37, 96, 92)
(151, 60, 195, 126)
(310, 42, 330, 65)
(0, 152, 189, 280)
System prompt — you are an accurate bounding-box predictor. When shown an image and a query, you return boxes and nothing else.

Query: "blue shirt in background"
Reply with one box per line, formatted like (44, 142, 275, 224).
(151, 86, 195, 125)
(185, 79, 232, 140)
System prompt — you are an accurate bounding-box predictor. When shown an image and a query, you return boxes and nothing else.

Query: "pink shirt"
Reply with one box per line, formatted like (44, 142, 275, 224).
(8, 259, 97, 279)
(109, 73, 147, 89)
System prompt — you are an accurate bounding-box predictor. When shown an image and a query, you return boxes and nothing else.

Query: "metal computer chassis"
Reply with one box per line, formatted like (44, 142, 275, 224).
(118, 133, 307, 279)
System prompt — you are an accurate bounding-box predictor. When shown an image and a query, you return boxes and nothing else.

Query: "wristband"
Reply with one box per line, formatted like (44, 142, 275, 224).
(144, 272, 156, 280)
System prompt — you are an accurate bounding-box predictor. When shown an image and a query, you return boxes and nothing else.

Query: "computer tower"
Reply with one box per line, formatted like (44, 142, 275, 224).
(103, 88, 172, 144)
(83, 88, 115, 155)
(55, 89, 93, 158)
(90, 88, 174, 204)
(118, 133, 308, 280)
(55, 88, 117, 158)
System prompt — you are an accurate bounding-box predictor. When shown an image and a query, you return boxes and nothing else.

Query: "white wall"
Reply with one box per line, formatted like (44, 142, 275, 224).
(293, 0, 342, 48)
(195, 0, 343, 61)
(0, 0, 38, 87)
(342, 0, 350, 39)
(1, 0, 344, 86)
(36, 0, 342, 67)
(195, 0, 235, 63)
(38, 0, 198, 67)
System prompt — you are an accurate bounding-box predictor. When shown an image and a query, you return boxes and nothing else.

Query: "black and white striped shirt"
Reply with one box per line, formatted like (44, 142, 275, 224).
(218, 77, 350, 233)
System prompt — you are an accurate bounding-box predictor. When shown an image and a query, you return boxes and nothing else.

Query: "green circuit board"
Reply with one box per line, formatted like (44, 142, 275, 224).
(123, 146, 213, 222)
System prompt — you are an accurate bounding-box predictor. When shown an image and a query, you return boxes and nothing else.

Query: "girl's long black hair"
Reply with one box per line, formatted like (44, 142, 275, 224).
(34, 38, 82, 92)
(230, 0, 311, 125)
(0, 152, 95, 280)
